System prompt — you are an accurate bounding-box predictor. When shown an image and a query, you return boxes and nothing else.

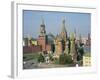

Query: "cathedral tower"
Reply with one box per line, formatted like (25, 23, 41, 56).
(54, 36, 63, 57)
(70, 33, 77, 62)
(54, 19, 68, 57)
(60, 19, 68, 51)
(60, 19, 67, 41)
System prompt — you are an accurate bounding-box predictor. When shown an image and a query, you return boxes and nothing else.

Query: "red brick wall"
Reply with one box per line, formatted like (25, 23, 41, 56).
(23, 45, 42, 53)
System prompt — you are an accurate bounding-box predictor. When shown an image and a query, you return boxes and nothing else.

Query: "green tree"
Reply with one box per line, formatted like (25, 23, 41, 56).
(59, 53, 65, 64)
(38, 53, 45, 63)
(59, 53, 73, 64)
(78, 46, 84, 60)
(66, 55, 73, 64)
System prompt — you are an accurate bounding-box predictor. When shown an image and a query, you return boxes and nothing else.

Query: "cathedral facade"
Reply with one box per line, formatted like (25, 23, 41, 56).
(54, 19, 77, 62)
(54, 19, 68, 57)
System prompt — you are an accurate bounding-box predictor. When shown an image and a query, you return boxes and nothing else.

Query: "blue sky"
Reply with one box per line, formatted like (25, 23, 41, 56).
(23, 10, 91, 38)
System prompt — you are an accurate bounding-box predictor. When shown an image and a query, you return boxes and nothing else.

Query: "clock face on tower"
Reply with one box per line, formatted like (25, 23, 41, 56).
(40, 25, 46, 36)
(39, 18, 46, 36)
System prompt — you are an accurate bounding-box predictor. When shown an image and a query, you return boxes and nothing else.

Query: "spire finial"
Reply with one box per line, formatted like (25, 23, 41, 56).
(61, 18, 66, 33)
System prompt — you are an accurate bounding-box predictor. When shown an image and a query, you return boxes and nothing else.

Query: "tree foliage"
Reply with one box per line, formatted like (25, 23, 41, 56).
(59, 53, 73, 64)
(38, 53, 45, 63)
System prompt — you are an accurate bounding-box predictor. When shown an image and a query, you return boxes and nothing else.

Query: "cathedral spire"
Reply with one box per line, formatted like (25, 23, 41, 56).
(60, 19, 67, 41)
(74, 28, 76, 39)
(61, 19, 67, 33)
(70, 32, 77, 62)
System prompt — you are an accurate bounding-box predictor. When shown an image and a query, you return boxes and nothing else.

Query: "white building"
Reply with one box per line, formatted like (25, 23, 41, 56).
(83, 53, 91, 66)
